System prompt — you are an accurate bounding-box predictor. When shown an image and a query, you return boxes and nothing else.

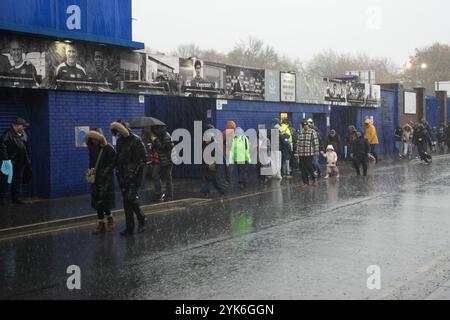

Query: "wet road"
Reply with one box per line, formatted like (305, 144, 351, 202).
(2, 157, 450, 300)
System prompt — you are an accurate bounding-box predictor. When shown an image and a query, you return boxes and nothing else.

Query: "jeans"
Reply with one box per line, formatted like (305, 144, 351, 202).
(282, 160, 291, 176)
(201, 177, 225, 195)
(152, 164, 173, 200)
(395, 141, 403, 155)
(312, 155, 321, 176)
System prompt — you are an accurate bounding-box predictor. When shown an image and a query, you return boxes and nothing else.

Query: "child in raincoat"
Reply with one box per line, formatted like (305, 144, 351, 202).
(321, 145, 340, 179)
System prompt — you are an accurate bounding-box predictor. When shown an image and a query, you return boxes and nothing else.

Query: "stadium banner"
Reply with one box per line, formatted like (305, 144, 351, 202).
(280, 71, 296, 102)
(264, 69, 280, 102)
(346, 81, 366, 105)
(225, 65, 265, 101)
(296, 72, 324, 104)
(324, 78, 347, 105)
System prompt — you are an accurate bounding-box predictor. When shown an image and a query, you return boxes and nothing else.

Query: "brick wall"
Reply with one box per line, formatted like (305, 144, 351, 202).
(47, 91, 144, 198)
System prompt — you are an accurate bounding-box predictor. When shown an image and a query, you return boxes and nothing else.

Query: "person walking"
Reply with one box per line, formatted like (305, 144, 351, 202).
(325, 129, 342, 159)
(148, 125, 174, 202)
(394, 126, 404, 158)
(110, 121, 148, 236)
(413, 124, 432, 164)
(201, 125, 225, 196)
(445, 123, 450, 153)
(295, 122, 320, 187)
(86, 130, 117, 235)
(281, 132, 293, 178)
(228, 127, 251, 189)
(364, 119, 379, 164)
(307, 118, 323, 177)
(437, 123, 447, 154)
(0, 118, 32, 205)
(345, 125, 357, 161)
(401, 124, 413, 160)
(222, 120, 237, 185)
(351, 131, 373, 176)
(321, 145, 340, 179)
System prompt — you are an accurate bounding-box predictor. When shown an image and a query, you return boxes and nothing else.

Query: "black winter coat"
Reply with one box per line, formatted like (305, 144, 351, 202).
(89, 144, 116, 210)
(352, 138, 370, 161)
(116, 133, 147, 190)
(0, 127, 31, 167)
(326, 134, 342, 155)
(152, 129, 174, 167)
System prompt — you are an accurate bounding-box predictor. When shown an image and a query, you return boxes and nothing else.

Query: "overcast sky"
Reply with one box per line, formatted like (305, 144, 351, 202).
(132, 0, 450, 67)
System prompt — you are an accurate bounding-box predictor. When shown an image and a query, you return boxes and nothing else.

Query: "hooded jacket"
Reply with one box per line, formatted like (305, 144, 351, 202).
(402, 124, 413, 143)
(364, 120, 379, 145)
(223, 121, 237, 156)
(151, 126, 174, 167)
(323, 145, 338, 167)
(110, 121, 147, 188)
(86, 130, 116, 210)
(229, 128, 251, 164)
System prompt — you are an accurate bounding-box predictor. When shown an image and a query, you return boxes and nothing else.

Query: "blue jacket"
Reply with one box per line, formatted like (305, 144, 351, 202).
(281, 133, 292, 161)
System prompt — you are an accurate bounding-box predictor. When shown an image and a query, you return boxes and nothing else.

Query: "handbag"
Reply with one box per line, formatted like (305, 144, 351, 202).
(86, 148, 104, 184)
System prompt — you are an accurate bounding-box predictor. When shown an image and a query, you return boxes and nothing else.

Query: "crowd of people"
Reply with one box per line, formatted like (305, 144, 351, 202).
(394, 118, 436, 164)
(1, 114, 439, 238)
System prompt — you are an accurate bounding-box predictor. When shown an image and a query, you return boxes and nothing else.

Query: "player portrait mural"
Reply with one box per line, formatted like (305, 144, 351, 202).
(0, 34, 45, 89)
(226, 65, 265, 101)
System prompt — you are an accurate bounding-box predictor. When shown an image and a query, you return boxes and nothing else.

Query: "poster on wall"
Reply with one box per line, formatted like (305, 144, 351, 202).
(404, 91, 417, 115)
(0, 35, 46, 89)
(47, 41, 122, 92)
(365, 84, 381, 107)
(226, 65, 265, 101)
(280, 72, 296, 102)
(297, 72, 324, 104)
(145, 54, 180, 95)
(324, 78, 347, 104)
(0, 31, 151, 93)
(265, 69, 280, 102)
(346, 81, 366, 104)
(179, 58, 221, 97)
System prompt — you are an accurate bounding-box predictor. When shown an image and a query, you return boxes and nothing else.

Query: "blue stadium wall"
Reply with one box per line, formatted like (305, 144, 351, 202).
(329, 88, 398, 156)
(0, 89, 144, 198)
(426, 96, 441, 129)
(145, 96, 331, 178)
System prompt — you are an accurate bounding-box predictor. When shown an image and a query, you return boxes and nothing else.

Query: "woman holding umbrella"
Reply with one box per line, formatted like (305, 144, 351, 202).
(131, 117, 174, 202)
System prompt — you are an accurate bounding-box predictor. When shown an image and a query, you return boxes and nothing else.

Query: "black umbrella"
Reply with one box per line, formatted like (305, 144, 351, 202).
(129, 117, 166, 129)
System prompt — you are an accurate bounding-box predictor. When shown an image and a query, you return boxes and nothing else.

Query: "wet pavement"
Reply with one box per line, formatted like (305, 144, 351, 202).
(2, 156, 450, 300)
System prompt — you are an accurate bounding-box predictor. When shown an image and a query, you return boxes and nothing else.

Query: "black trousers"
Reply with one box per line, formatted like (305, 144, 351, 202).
(353, 158, 368, 176)
(0, 164, 24, 202)
(121, 188, 146, 231)
(299, 156, 316, 184)
(152, 164, 173, 199)
(418, 143, 431, 162)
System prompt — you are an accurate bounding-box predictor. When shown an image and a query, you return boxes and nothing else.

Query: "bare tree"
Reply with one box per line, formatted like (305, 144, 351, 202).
(171, 44, 202, 59)
(403, 42, 450, 93)
(306, 49, 398, 83)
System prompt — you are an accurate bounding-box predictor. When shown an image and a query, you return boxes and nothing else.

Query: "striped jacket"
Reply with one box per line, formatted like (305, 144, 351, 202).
(295, 129, 320, 157)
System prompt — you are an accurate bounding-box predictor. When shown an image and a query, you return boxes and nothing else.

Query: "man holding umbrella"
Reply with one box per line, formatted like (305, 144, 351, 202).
(130, 117, 174, 202)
